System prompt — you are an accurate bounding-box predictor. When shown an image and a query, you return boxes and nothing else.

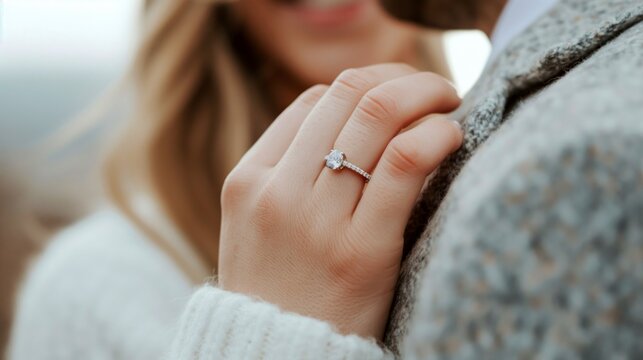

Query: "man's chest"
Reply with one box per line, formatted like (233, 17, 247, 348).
(383, 25, 643, 350)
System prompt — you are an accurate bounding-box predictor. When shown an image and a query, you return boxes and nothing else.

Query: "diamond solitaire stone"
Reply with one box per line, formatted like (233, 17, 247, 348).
(323, 148, 372, 182)
(325, 149, 345, 170)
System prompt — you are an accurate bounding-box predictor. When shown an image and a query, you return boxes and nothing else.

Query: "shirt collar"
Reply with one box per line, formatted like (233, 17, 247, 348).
(489, 0, 559, 61)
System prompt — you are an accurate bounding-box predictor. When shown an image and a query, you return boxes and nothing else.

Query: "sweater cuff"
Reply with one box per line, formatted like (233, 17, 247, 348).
(170, 285, 393, 360)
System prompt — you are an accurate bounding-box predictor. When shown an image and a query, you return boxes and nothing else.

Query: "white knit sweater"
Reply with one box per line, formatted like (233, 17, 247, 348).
(8, 209, 390, 360)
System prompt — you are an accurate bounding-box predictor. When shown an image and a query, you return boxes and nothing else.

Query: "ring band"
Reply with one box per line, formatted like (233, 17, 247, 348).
(324, 149, 372, 182)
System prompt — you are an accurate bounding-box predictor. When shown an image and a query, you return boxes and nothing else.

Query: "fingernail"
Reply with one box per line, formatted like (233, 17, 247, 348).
(450, 119, 463, 133)
(445, 79, 458, 91)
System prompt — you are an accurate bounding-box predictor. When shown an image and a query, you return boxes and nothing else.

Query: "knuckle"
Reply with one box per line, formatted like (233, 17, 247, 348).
(355, 90, 399, 129)
(327, 243, 366, 286)
(325, 237, 385, 292)
(221, 167, 255, 208)
(252, 181, 288, 234)
(334, 68, 373, 94)
(385, 137, 421, 177)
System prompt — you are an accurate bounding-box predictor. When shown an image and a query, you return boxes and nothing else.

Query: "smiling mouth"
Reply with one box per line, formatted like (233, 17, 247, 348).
(275, 0, 370, 29)
(276, 0, 360, 10)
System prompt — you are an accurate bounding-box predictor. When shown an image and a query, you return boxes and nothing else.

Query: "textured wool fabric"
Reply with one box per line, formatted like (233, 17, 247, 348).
(8, 210, 196, 359)
(8, 210, 390, 359)
(385, 0, 643, 357)
(169, 287, 391, 360)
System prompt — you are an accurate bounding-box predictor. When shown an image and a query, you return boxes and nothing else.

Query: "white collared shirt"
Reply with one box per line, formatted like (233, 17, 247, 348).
(489, 0, 559, 61)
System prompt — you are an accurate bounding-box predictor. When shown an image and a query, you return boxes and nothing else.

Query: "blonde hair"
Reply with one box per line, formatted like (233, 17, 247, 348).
(104, 0, 450, 282)
(105, 0, 264, 280)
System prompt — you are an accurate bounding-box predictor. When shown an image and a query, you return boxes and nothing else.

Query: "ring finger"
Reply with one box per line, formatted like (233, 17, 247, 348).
(315, 72, 460, 211)
(275, 63, 417, 186)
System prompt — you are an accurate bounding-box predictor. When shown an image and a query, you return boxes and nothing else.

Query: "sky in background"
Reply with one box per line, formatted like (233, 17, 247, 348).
(0, 0, 490, 150)
(0, 0, 139, 69)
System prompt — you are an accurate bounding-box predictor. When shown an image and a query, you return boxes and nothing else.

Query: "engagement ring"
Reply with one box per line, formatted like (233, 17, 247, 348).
(324, 149, 372, 182)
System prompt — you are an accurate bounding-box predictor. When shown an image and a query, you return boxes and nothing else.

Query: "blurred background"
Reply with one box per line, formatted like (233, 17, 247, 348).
(0, 0, 489, 354)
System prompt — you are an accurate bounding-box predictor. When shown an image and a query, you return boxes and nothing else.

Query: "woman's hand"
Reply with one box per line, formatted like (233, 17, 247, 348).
(218, 63, 463, 340)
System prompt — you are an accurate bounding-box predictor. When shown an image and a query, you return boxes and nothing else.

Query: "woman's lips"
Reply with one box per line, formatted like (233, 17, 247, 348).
(283, 0, 369, 29)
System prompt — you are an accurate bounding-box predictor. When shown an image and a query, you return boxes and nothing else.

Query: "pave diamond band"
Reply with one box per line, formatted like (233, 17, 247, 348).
(324, 149, 372, 182)
(342, 161, 372, 181)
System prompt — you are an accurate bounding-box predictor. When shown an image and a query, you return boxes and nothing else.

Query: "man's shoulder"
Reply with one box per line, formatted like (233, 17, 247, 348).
(516, 19, 642, 123)
(495, 19, 643, 155)
(398, 22, 643, 358)
(467, 19, 643, 208)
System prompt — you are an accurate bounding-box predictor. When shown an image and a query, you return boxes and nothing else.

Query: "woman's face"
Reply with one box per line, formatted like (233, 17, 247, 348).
(236, 0, 419, 85)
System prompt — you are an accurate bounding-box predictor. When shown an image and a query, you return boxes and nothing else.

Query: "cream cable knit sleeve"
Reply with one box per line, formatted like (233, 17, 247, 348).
(7, 210, 390, 360)
(170, 286, 392, 360)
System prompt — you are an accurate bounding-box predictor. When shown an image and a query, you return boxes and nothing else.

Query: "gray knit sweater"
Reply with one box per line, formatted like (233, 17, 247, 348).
(8, 0, 643, 359)
(386, 0, 643, 358)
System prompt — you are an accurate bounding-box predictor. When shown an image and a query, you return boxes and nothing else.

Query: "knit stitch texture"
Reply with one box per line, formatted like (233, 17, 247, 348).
(386, 0, 643, 358)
